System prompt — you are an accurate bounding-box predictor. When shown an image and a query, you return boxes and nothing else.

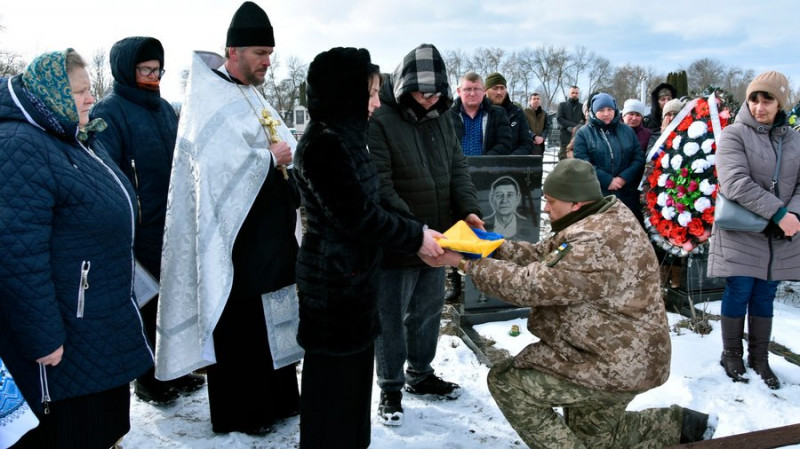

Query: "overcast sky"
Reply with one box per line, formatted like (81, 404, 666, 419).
(2, 0, 798, 103)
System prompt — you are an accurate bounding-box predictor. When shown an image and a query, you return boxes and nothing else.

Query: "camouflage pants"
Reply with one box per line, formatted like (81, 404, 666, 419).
(487, 358, 682, 449)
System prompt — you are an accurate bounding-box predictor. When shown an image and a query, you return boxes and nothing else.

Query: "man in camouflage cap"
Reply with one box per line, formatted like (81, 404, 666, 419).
(422, 159, 714, 447)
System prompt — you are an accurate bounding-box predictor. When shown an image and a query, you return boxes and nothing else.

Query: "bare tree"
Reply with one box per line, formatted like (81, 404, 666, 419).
(564, 45, 591, 88)
(521, 45, 570, 109)
(443, 49, 468, 90)
(469, 47, 506, 77)
(281, 55, 307, 125)
(585, 55, 612, 96)
(514, 48, 541, 107)
(259, 54, 283, 118)
(0, 50, 25, 77)
(790, 85, 800, 110)
(722, 66, 754, 103)
(259, 53, 307, 126)
(600, 64, 659, 104)
(685, 58, 726, 95)
(179, 68, 190, 95)
(0, 20, 26, 76)
(501, 51, 529, 106)
(89, 49, 112, 100)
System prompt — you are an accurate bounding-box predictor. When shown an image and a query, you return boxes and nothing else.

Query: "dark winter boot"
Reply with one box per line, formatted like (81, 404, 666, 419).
(444, 267, 462, 304)
(377, 391, 404, 426)
(747, 315, 781, 389)
(679, 408, 713, 443)
(719, 316, 749, 383)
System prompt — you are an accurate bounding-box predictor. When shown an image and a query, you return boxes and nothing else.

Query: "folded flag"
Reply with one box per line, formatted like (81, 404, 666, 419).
(435, 220, 505, 259)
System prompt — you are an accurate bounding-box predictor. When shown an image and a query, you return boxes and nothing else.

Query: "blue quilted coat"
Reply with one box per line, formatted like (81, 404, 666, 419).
(573, 111, 646, 220)
(90, 36, 178, 276)
(0, 75, 153, 413)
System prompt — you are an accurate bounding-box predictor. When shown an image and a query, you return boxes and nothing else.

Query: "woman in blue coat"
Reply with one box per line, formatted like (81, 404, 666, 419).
(0, 49, 153, 448)
(573, 93, 646, 223)
(90, 36, 203, 405)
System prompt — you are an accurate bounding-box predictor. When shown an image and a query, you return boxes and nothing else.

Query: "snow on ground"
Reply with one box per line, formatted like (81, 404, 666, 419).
(123, 296, 800, 448)
(122, 149, 800, 447)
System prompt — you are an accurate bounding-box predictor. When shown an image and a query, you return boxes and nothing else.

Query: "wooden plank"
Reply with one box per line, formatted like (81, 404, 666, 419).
(668, 423, 800, 448)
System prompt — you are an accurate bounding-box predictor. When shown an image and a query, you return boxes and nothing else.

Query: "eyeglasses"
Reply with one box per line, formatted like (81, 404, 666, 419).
(136, 66, 165, 78)
(421, 92, 442, 99)
(460, 87, 484, 94)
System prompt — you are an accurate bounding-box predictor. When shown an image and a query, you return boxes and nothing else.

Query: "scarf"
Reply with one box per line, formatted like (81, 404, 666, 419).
(550, 196, 614, 234)
(137, 80, 161, 92)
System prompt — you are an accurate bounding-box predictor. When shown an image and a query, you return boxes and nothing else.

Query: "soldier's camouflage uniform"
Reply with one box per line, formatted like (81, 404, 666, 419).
(466, 197, 683, 448)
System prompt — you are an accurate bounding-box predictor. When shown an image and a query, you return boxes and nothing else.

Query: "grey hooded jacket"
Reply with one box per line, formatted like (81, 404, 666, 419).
(708, 103, 800, 280)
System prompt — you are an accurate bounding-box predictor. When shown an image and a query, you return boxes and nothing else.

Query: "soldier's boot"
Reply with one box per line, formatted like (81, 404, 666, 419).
(720, 316, 749, 383)
(443, 267, 462, 304)
(679, 408, 714, 443)
(747, 315, 781, 389)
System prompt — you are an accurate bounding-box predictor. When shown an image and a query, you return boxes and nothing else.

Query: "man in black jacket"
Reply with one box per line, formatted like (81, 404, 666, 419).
(448, 72, 512, 156)
(444, 72, 513, 303)
(90, 36, 204, 405)
(368, 44, 483, 427)
(556, 85, 584, 160)
(485, 72, 534, 155)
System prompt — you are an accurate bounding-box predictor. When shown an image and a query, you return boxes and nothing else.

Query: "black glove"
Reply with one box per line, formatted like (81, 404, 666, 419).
(762, 221, 786, 240)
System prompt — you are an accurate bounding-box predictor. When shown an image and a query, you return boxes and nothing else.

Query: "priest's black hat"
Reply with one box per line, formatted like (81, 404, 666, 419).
(226, 2, 274, 47)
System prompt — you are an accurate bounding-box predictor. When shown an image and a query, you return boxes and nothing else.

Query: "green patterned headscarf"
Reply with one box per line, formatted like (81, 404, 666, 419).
(22, 50, 79, 125)
(21, 49, 107, 141)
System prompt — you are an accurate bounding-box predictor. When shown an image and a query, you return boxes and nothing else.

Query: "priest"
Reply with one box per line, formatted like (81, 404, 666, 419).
(155, 1, 301, 436)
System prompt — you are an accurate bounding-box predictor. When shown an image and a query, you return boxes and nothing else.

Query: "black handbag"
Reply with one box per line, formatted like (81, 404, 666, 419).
(714, 139, 782, 232)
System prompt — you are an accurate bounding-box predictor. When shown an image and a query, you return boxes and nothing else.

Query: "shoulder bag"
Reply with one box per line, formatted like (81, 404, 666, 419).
(714, 138, 782, 232)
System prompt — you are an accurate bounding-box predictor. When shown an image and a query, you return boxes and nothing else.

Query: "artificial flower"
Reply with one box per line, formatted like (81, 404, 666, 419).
(670, 154, 684, 171)
(640, 95, 726, 256)
(672, 135, 682, 150)
(683, 141, 701, 157)
(694, 196, 712, 213)
(688, 218, 706, 237)
(657, 191, 669, 207)
(688, 121, 708, 139)
(701, 138, 715, 154)
(691, 158, 712, 174)
(699, 179, 716, 195)
(677, 211, 693, 226)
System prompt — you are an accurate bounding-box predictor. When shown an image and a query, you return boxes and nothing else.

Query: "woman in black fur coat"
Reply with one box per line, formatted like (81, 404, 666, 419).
(293, 47, 442, 449)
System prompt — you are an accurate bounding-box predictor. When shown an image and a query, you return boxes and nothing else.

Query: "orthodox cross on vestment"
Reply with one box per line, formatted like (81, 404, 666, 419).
(259, 109, 290, 180)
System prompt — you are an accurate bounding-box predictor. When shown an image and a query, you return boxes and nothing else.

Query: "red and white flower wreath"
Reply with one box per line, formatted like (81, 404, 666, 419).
(642, 93, 730, 257)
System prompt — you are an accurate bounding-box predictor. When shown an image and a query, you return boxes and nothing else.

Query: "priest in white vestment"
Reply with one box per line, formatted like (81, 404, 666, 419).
(155, 1, 302, 436)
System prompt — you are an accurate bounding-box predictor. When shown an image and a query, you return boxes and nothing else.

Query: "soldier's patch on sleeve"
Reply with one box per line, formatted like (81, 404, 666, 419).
(544, 242, 572, 267)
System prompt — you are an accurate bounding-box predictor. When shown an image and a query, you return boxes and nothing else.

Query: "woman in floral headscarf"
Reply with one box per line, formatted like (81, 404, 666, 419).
(0, 49, 153, 448)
